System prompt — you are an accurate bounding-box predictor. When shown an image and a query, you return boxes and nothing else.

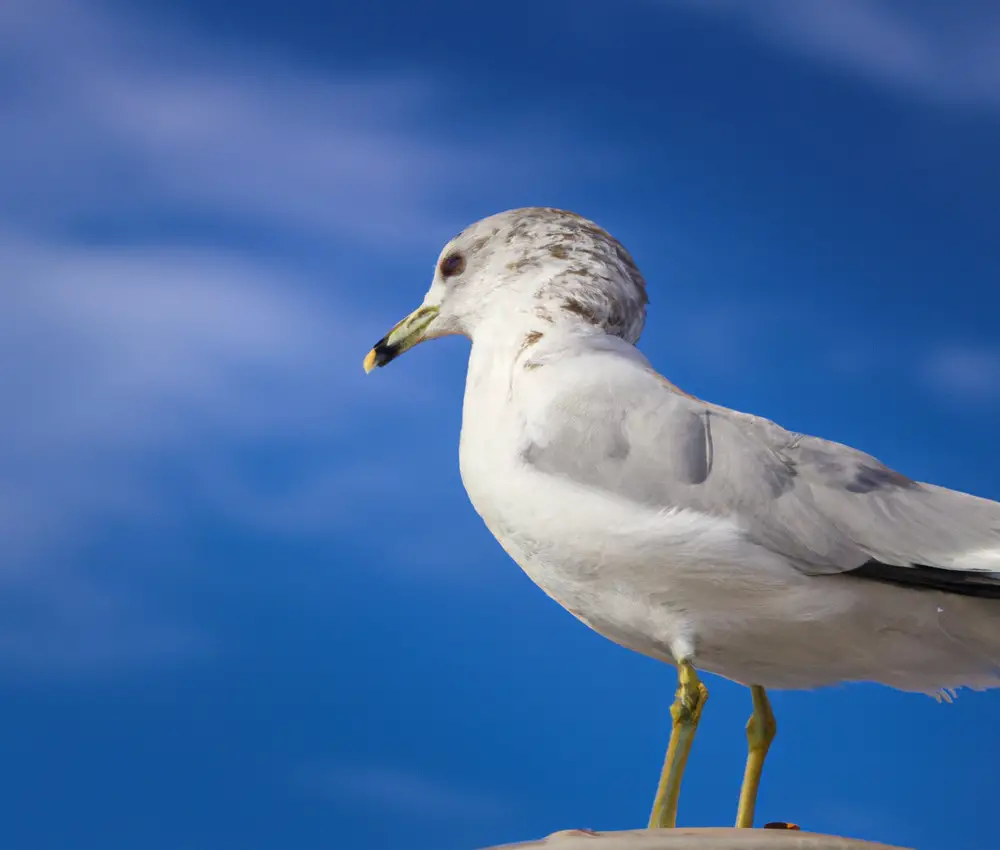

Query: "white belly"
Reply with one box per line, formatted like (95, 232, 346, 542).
(461, 452, 1000, 695)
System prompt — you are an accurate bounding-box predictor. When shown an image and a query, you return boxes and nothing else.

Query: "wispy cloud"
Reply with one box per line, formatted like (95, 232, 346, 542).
(0, 237, 353, 558)
(663, 0, 1000, 111)
(0, 567, 207, 676)
(0, 0, 563, 247)
(0, 235, 351, 670)
(0, 0, 606, 669)
(317, 764, 509, 820)
(922, 345, 1000, 404)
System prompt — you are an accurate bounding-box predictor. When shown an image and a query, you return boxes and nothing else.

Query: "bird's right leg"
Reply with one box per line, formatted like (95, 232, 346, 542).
(735, 684, 777, 828)
(647, 660, 708, 829)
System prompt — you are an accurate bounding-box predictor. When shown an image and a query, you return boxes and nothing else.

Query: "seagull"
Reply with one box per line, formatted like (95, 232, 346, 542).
(362, 207, 1000, 830)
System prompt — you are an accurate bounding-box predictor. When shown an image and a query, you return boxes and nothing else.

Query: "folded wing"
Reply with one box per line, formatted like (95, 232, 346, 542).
(521, 358, 1000, 598)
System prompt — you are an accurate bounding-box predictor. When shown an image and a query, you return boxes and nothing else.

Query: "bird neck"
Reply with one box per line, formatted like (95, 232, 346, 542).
(465, 312, 612, 389)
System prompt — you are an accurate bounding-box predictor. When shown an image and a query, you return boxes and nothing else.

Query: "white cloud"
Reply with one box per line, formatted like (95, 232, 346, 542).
(0, 236, 352, 557)
(0, 568, 207, 675)
(317, 764, 509, 820)
(0, 236, 361, 670)
(0, 0, 602, 669)
(664, 0, 1000, 111)
(0, 0, 542, 246)
(0, 0, 511, 570)
(922, 345, 1000, 403)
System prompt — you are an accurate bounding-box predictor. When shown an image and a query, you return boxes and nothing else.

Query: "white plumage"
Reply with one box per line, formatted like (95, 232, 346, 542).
(363, 206, 1000, 828)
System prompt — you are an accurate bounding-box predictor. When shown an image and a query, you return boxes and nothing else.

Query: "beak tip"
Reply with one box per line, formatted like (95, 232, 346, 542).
(362, 349, 378, 374)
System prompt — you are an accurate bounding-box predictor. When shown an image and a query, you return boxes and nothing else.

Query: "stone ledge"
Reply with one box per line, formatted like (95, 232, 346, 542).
(480, 828, 912, 850)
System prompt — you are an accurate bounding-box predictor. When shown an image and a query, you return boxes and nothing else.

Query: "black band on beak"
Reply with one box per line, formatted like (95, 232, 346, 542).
(368, 336, 402, 369)
(363, 304, 439, 373)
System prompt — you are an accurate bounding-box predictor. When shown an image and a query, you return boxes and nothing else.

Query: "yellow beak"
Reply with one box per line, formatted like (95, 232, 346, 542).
(362, 305, 440, 373)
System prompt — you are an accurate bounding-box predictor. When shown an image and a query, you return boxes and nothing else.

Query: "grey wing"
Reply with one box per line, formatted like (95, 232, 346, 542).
(777, 431, 1000, 596)
(524, 366, 1000, 598)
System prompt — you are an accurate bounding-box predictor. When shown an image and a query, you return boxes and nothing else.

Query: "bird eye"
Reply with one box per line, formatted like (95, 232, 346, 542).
(439, 252, 466, 278)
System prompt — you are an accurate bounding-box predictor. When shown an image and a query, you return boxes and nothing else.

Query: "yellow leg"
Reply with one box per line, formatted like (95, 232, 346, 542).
(735, 684, 777, 828)
(647, 661, 708, 829)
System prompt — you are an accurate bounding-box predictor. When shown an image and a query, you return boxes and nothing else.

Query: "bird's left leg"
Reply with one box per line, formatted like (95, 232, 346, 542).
(647, 661, 708, 829)
(735, 684, 777, 828)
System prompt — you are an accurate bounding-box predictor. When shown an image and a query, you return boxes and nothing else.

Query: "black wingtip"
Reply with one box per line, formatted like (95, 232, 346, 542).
(847, 559, 1000, 599)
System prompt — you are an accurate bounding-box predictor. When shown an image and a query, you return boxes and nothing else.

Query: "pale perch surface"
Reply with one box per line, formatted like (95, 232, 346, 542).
(480, 828, 912, 850)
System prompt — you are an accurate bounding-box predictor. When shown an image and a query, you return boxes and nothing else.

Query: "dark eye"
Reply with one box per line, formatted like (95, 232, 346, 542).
(439, 252, 466, 278)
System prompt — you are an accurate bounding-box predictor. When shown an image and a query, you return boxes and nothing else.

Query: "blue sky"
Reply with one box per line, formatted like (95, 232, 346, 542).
(2, 1, 999, 848)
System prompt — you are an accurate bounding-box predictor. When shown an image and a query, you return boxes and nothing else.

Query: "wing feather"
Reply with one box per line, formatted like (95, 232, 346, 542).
(521, 355, 1000, 597)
